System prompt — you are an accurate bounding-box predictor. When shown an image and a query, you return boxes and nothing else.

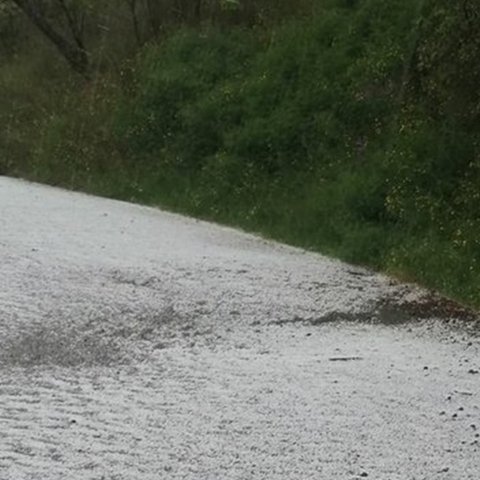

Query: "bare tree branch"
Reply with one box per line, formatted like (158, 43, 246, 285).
(11, 0, 89, 77)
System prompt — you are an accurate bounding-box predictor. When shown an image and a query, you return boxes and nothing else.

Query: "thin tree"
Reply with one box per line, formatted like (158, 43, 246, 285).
(9, 0, 89, 77)
(125, 0, 141, 46)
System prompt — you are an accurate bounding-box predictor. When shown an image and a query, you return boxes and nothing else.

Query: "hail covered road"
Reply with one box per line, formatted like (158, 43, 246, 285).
(0, 177, 479, 480)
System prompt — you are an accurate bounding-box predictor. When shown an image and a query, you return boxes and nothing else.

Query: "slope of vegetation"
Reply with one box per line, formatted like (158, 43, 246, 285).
(1, 0, 479, 308)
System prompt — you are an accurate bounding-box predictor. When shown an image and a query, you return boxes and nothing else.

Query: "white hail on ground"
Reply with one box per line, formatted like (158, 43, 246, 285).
(0, 176, 479, 480)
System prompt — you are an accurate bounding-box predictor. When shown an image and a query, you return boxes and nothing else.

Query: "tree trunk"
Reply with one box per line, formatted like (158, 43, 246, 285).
(145, 0, 161, 36)
(192, 0, 202, 24)
(12, 0, 89, 77)
(126, 0, 141, 46)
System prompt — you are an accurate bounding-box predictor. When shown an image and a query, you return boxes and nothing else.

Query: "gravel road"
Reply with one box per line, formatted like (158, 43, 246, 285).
(0, 177, 479, 480)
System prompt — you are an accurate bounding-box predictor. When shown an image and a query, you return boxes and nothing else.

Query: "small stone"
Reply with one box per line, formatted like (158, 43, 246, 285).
(360, 473, 368, 478)
(468, 369, 479, 375)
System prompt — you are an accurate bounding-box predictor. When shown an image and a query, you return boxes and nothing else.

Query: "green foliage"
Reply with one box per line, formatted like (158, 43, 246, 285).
(119, 0, 415, 173)
(115, 27, 259, 167)
(415, 0, 480, 124)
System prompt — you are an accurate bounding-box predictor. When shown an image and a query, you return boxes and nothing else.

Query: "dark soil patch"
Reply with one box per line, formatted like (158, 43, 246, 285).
(272, 292, 479, 329)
